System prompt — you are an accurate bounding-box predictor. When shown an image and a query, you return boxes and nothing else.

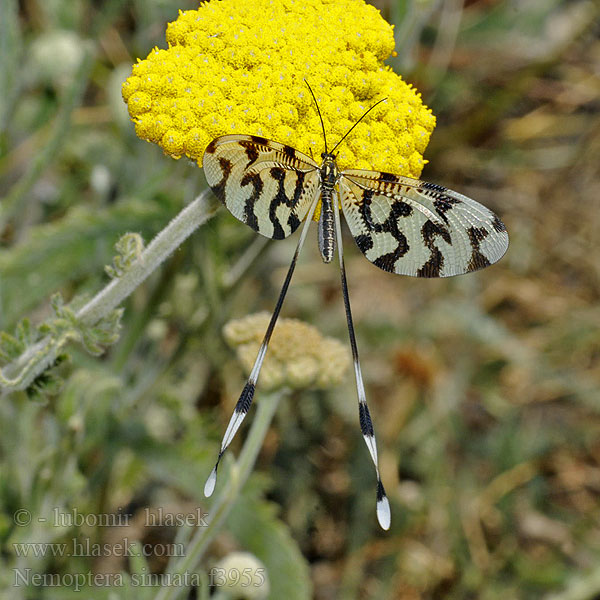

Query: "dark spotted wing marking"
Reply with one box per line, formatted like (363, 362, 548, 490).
(203, 134, 320, 239)
(340, 169, 509, 277)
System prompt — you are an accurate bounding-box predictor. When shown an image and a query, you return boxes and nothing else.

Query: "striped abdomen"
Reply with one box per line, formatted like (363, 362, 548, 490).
(318, 155, 339, 263)
(318, 187, 335, 263)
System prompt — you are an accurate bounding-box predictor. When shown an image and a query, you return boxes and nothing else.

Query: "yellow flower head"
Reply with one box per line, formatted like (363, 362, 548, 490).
(223, 312, 350, 392)
(122, 0, 436, 176)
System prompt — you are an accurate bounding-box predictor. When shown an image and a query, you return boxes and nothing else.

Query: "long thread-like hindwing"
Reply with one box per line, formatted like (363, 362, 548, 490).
(340, 169, 508, 277)
(333, 195, 391, 530)
(203, 134, 319, 239)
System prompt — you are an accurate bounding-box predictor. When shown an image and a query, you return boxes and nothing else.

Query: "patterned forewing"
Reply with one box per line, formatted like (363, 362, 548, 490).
(203, 134, 320, 239)
(340, 170, 509, 277)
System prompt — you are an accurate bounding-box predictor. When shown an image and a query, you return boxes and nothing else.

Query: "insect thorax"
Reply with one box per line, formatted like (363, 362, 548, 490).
(319, 153, 339, 188)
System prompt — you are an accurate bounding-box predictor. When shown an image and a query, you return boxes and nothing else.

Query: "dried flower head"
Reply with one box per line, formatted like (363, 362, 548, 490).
(223, 312, 350, 392)
(122, 0, 435, 176)
(213, 552, 269, 599)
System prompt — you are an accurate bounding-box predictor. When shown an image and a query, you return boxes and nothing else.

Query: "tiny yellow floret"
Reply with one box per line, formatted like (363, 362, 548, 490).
(122, 0, 436, 177)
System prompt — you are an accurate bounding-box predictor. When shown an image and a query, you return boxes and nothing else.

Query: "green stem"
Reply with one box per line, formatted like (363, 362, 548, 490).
(0, 191, 219, 392)
(545, 566, 600, 600)
(0, 0, 22, 135)
(77, 191, 217, 326)
(154, 391, 284, 600)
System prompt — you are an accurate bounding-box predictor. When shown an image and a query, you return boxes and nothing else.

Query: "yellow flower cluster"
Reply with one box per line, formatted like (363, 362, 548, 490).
(122, 0, 435, 176)
(223, 313, 350, 392)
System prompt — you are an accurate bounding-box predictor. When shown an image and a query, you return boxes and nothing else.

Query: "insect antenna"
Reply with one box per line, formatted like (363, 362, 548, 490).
(331, 97, 387, 155)
(332, 192, 391, 530)
(303, 79, 329, 154)
(204, 194, 320, 498)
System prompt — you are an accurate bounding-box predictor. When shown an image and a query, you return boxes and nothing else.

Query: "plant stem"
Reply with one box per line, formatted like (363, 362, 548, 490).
(0, 190, 219, 392)
(154, 391, 283, 600)
(545, 566, 600, 600)
(77, 190, 217, 326)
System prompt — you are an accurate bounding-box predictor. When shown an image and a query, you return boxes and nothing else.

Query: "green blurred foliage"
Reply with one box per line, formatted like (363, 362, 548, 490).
(1, 0, 600, 599)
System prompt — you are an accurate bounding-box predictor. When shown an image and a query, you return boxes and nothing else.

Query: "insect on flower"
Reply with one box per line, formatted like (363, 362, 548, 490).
(202, 82, 509, 530)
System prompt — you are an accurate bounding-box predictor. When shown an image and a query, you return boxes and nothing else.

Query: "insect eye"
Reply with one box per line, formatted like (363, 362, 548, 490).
(321, 152, 327, 159)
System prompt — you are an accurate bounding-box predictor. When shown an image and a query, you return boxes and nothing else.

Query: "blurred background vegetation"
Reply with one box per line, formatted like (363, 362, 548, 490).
(1, 0, 599, 598)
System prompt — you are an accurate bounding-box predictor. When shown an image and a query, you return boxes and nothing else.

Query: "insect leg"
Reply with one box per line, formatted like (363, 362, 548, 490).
(332, 193, 391, 530)
(204, 193, 321, 498)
